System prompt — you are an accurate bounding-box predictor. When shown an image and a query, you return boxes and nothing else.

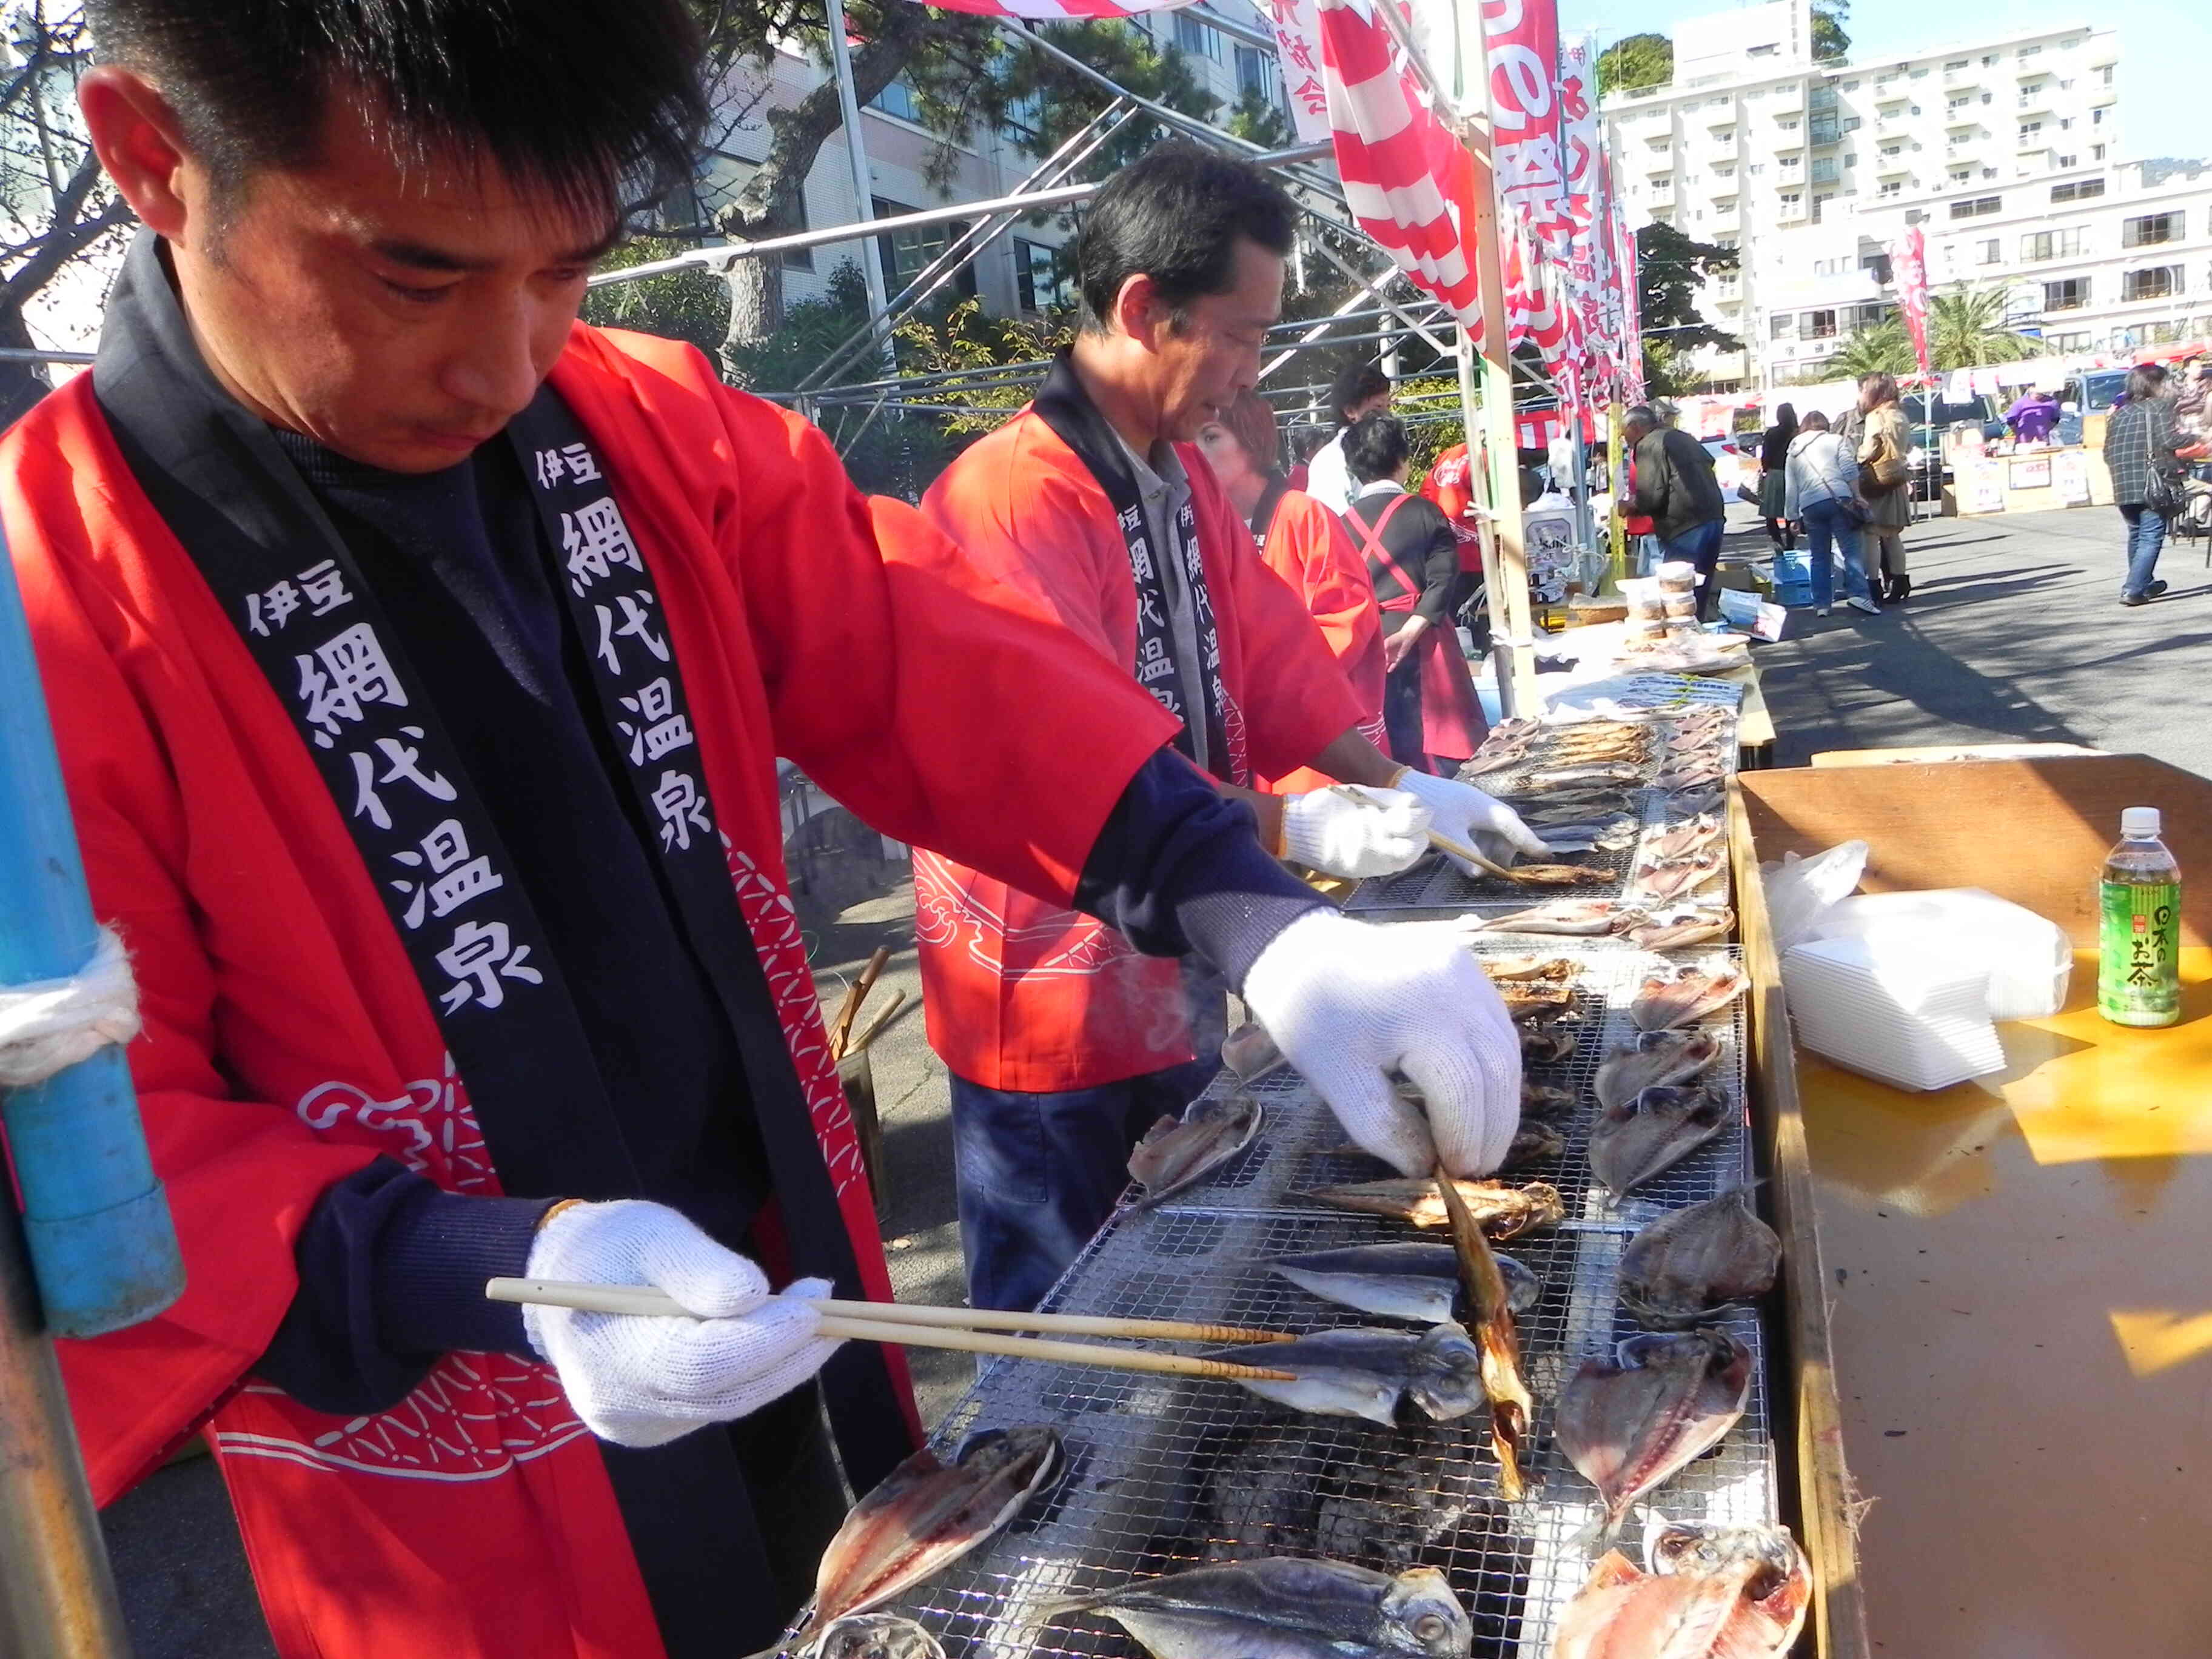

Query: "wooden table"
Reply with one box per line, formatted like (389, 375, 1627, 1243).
(1797, 951, 2212, 1656)
(1718, 660, 1775, 768)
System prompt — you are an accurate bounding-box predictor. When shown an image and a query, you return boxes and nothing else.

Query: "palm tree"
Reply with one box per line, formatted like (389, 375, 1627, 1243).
(1928, 286, 2038, 370)
(1831, 320, 1914, 380)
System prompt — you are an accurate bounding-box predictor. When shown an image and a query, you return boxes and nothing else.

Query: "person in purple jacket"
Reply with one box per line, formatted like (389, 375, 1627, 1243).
(2006, 387, 2062, 444)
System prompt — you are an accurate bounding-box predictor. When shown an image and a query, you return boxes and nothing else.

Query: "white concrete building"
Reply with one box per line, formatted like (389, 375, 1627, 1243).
(702, 3, 1290, 329)
(1600, 5, 2210, 389)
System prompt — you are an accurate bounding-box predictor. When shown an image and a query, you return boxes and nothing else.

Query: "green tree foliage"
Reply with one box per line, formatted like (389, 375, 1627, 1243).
(1634, 223, 1740, 394)
(1227, 87, 1295, 150)
(1597, 33, 1674, 97)
(1827, 321, 1912, 380)
(580, 238, 728, 362)
(1928, 286, 2037, 369)
(1811, 0, 1851, 62)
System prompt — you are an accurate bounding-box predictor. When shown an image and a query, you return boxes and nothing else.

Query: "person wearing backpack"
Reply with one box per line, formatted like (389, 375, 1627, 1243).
(1855, 373, 1914, 603)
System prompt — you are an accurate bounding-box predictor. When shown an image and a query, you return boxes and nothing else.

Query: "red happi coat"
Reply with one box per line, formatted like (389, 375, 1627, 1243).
(7, 327, 1180, 1659)
(1253, 488, 1386, 797)
(912, 411, 1363, 1093)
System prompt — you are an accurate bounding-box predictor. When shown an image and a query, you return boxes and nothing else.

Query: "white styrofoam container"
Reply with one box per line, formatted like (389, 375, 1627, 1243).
(1801, 888, 2071, 1022)
(1781, 935, 2008, 1093)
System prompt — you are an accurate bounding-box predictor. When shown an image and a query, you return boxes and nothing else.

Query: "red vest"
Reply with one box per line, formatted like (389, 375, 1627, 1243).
(1254, 487, 1386, 796)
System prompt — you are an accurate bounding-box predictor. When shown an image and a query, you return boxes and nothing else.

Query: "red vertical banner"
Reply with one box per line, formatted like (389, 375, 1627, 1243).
(1481, 0, 1571, 373)
(1893, 224, 1934, 378)
(1556, 32, 1603, 380)
(1616, 191, 1646, 403)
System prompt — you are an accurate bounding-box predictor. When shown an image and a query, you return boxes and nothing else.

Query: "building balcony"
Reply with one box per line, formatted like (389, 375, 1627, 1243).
(1945, 69, 1983, 89)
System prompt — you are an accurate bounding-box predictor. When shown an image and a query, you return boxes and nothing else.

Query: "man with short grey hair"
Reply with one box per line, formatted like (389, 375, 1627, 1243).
(1624, 403, 1728, 618)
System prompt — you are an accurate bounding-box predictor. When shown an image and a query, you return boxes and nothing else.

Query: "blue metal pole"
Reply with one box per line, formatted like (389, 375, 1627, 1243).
(0, 525, 183, 1336)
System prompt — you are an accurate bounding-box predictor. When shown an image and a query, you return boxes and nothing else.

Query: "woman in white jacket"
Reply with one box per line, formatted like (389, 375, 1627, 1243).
(1783, 409, 1881, 617)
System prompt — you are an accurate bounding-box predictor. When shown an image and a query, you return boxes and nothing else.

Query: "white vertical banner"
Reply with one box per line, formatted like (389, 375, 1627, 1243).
(1254, 0, 1332, 143)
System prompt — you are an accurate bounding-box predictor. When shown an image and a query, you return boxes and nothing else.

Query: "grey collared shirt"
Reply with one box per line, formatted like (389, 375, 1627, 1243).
(1116, 432, 1213, 776)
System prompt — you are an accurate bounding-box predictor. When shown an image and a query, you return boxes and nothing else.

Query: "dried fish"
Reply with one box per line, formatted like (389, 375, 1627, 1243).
(1557, 1330, 1752, 1550)
(1203, 1419, 1496, 1568)
(1630, 965, 1749, 1032)
(1644, 814, 1723, 862)
(1221, 1021, 1287, 1084)
(1620, 1187, 1781, 1328)
(1480, 954, 1581, 983)
(1552, 1524, 1809, 1658)
(1199, 1323, 1486, 1425)
(1589, 1084, 1731, 1199)
(1503, 1120, 1567, 1165)
(1521, 1027, 1578, 1065)
(1496, 980, 1575, 1022)
(1663, 784, 1725, 817)
(1633, 848, 1727, 903)
(807, 1427, 1061, 1635)
(1474, 899, 1637, 937)
(1595, 1031, 1721, 1113)
(1305, 1178, 1565, 1237)
(1501, 863, 1615, 888)
(1521, 1082, 1578, 1121)
(813, 1616, 947, 1659)
(1528, 817, 1641, 855)
(1270, 1241, 1540, 1324)
(1127, 1092, 1262, 1208)
(1046, 1558, 1473, 1659)
(1655, 757, 1728, 791)
(1622, 908, 1735, 951)
(1526, 762, 1644, 789)
(1435, 1172, 1535, 1499)
(1458, 746, 1530, 777)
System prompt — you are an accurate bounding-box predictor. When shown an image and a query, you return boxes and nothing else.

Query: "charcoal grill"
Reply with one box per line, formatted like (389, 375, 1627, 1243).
(823, 945, 1775, 1658)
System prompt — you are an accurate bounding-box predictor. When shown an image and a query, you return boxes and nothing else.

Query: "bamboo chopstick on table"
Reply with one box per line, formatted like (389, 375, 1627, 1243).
(485, 1279, 1301, 1384)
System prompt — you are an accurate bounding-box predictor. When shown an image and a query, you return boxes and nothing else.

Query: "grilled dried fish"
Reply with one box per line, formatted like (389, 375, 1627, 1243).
(1046, 1558, 1473, 1659)
(1623, 908, 1735, 951)
(1481, 954, 1580, 982)
(813, 1616, 947, 1659)
(1645, 814, 1722, 862)
(1200, 1323, 1486, 1425)
(1307, 1178, 1565, 1237)
(1458, 746, 1530, 777)
(1221, 1021, 1287, 1084)
(1553, 1524, 1809, 1658)
(1521, 1082, 1578, 1121)
(1590, 1084, 1731, 1200)
(1503, 1120, 1567, 1165)
(1558, 1330, 1752, 1550)
(1634, 849, 1726, 903)
(1496, 980, 1575, 1021)
(1475, 899, 1637, 936)
(1663, 784, 1724, 817)
(1620, 1187, 1781, 1328)
(1630, 965, 1749, 1031)
(1528, 816, 1641, 855)
(1270, 1241, 1540, 1324)
(1127, 1092, 1262, 1208)
(1522, 1027, 1578, 1065)
(808, 1427, 1061, 1634)
(1501, 863, 1615, 888)
(1595, 1030, 1720, 1113)
(1526, 762, 1644, 789)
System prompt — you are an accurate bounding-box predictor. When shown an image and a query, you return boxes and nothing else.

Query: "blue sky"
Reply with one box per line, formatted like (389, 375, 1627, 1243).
(1568, 0, 2207, 163)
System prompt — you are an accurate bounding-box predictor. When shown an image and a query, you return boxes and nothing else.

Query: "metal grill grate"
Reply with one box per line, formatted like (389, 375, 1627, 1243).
(830, 945, 1772, 1659)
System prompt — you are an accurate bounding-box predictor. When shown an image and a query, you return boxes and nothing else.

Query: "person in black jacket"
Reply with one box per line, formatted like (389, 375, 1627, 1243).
(1757, 402, 1797, 551)
(1341, 412, 1485, 771)
(1624, 403, 1728, 618)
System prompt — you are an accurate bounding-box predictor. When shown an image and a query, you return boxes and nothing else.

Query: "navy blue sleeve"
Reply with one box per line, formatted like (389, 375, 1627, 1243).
(1074, 746, 1329, 993)
(253, 1158, 554, 1415)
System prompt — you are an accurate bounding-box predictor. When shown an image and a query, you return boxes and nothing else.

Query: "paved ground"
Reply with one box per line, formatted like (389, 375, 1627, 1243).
(106, 497, 2205, 1655)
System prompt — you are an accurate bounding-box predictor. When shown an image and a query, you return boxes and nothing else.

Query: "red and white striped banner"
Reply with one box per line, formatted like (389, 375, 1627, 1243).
(1315, 0, 1485, 335)
(1478, 0, 1578, 376)
(1556, 32, 1609, 386)
(919, 0, 1192, 16)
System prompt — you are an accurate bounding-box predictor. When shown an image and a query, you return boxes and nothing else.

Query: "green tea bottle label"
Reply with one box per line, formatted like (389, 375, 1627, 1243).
(2099, 880, 2181, 1027)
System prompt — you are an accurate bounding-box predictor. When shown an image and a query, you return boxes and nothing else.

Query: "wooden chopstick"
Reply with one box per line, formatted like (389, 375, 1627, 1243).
(484, 1279, 1296, 1382)
(828, 946, 891, 1060)
(1327, 784, 1524, 880)
(847, 988, 907, 1054)
(485, 1279, 1294, 1345)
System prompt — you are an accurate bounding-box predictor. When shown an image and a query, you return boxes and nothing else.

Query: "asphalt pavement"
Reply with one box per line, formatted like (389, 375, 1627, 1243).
(103, 496, 2207, 1655)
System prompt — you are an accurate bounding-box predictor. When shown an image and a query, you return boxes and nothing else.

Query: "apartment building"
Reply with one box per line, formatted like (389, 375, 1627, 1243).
(1600, 4, 2198, 388)
(700, 3, 1287, 331)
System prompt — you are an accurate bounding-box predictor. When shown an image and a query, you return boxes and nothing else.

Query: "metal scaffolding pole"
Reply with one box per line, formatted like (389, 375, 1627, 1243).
(822, 0, 895, 377)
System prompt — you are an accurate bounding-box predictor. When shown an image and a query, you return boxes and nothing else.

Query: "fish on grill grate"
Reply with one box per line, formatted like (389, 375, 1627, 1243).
(1557, 1330, 1752, 1552)
(801, 1427, 1061, 1639)
(1498, 863, 1616, 890)
(1524, 762, 1644, 789)
(1621, 908, 1734, 951)
(1042, 1556, 1474, 1659)
(1222, 1021, 1288, 1084)
(1589, 1084, 1731, 1200)
(1631, 849, 1726, 904)
(1472, 899, 1637, 937)
(1269, 1241, 1540, 1325)
(1630, 966, 1748, 1032)
(1644, 814, 1723, 862)
(1522, 1028, 1579, 1065)
(1619, 1188, 1781, 1329)
(1521, 1083, 1578, 1121)
(1197, 1323, 1486, 1426)
(1201, 1420, 1492, 1569)
(811, 1615, 946, 1659)
(1523, 816, 1641, 855)
(1127, 1093, 1264, 1209)
(1594, 1031, 1720, 1113)
(1305, 1178, 1565, 1236)
(1551, 1522, 1809, 1658)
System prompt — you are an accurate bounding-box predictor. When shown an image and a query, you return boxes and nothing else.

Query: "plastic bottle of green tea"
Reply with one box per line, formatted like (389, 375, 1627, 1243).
(2098, 806, 2182, 1028)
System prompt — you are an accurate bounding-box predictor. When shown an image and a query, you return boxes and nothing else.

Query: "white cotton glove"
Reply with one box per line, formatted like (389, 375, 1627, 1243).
(1241, 909, 1523, 1178)
(520, 1199, 843, 1448)
(1279, 785, 1433, 878)
(1393, 768, 1550, 870)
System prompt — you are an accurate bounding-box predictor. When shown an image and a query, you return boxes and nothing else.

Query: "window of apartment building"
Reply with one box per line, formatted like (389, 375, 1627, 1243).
(1013, 238, 1073, 313)
(1778, 190, 1803, 215)
(1810, 113, 1840, 143)
(1947, 96, 1972, 112)
(2050, 179, 2102, 203)
(1173, 12, 1222, 60)
(1981, 54, 1998, 66)
(1949, 167, 1972, 184)
(1808, 309, 1839, 338)
(1842, 116, 1862, 131)
(1977, 238, 2002, 264)
(2017, 122, 2042, 142)
(2048, 330, 2091, 352)
(1945, 58, 1969, 72)
(2022, 228, 2084, 261)
(1749, 163, 1766, 175)
(1910, 67, 1929, 78)
(2123, 266, 2183, 301)
(2091, 144, 2106, 161)
(2059, 117, 2074, 130)
(1748, 42, 1778, 57)
(1862, 252, 1893, 283)
(1813, 194, 1834, 221)
(2098, 64, 2114, 86)
(1982, 167, 1999, 179)
(1235, 44, 1280, 106)
(1979, 91, 1993, 104)
(1781, 155, 1802, 171)
(1877, 180, 1903, 199)
(869, 77, 923, 123)
(1713, 163, 1736, 178)
(2142, 320, 2185, 344)
(2017, 44, 2042, 58)
(2123, 212, 2184, 249)
(1949, 195, 2002, 218)
(1842, 79, 1860, 90)
(2057, 153, 2077, 168)
(874, 198, 979, 298)
(2092, 106, 2108, 126)
(1771, 313, 1796, 340)
(2044, 276, 2090, 310)
(1778, 116, 1801, 131)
